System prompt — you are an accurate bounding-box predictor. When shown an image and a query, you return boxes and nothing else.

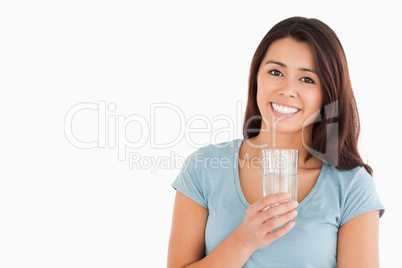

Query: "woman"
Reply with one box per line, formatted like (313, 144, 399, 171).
(168, 17, 384, 267)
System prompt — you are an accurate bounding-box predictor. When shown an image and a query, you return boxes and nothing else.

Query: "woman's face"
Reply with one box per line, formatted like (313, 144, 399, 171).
(257, 37, 323, 134)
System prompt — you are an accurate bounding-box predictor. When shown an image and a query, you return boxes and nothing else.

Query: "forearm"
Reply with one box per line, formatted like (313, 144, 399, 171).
(184, 228, 255, 268)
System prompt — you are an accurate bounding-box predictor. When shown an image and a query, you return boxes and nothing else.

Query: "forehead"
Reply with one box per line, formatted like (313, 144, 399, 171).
(262, 37, 315, 68)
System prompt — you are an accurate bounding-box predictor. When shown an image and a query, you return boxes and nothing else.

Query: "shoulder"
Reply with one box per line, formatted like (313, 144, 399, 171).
(324, 164, 384, 225)
(184, 139, 242, 168)
(325, 164, 374, 191)
(193, 139, 241, 156)
(177, 139, 242, 178)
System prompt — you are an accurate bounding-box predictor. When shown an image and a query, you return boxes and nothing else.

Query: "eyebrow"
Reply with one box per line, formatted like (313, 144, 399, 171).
(264, 60, 317, 74)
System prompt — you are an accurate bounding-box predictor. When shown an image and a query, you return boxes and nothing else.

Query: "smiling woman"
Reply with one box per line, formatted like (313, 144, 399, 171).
(256, 38, 322, 133)
(168, 17, 384, 268)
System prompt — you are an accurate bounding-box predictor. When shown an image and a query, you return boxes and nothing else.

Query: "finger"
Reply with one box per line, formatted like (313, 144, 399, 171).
(264, 220, 296, 244)
(252, 193, 291, 213)
(263, 209, 298, 233)
(257, 200, 298, 223)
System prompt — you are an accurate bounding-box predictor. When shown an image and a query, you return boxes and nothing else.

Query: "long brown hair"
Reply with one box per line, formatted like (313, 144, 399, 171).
(243, 16, 373, 175)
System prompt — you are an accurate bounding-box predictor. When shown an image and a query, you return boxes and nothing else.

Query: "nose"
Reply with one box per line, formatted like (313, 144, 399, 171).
(278, 79, 298, 98)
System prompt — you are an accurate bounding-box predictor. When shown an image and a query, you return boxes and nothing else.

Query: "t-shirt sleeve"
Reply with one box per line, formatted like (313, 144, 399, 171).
(340, 167, 385, 226)
(171, 151, 208, 209)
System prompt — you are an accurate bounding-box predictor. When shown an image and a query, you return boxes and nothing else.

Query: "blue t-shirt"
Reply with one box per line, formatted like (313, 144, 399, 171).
(171, 139, 385, 267)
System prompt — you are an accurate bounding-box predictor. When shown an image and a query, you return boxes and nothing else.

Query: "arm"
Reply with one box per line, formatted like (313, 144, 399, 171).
(167, 191, 298, 268)
(167, 190, 208, 267)
(337, 210, 380, 268)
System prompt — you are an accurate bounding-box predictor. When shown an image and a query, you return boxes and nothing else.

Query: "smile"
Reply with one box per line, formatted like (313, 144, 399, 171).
(271, 102, 300, 117)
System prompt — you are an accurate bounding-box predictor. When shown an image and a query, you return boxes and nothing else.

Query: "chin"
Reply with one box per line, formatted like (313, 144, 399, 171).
(274, 126, 301, 134)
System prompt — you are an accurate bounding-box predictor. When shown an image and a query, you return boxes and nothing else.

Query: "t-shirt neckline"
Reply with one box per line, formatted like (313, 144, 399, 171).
(233, 138, 328, 210)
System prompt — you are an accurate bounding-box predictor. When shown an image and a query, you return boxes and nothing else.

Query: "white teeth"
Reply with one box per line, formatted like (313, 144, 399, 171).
(272, 103, 299, 115)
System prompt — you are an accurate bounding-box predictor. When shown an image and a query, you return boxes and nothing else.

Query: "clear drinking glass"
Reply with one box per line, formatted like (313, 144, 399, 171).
(262, 149, 299, 208)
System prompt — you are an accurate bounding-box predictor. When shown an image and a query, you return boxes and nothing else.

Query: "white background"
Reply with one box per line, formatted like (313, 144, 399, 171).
(1, 0, 401, 267)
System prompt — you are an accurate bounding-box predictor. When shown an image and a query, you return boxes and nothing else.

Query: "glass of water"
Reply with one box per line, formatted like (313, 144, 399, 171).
(262, 149, 299, 206)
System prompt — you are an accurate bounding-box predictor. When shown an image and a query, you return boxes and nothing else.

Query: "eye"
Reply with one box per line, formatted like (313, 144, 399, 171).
(300, 77, 315, 84)
(269, 69, 283, 77)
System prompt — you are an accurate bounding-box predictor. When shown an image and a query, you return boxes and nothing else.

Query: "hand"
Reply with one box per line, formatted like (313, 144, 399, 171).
(235, 193, 298, 252)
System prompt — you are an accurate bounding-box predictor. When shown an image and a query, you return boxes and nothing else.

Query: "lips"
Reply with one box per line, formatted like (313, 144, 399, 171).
(270, 102, 301, 117)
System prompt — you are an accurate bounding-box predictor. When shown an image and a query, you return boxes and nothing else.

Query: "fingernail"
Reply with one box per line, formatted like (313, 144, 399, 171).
(292, 201, 298, 207)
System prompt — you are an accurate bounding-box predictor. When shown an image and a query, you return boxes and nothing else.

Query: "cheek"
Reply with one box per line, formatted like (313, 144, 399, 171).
(304, 88, 323, 111)
(256, 79, 266, 107)
(301, 90, 322, 127)
(256, 87, 272, 112)
(256, 77, 275, 103)
(256, 90, 265, 114)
